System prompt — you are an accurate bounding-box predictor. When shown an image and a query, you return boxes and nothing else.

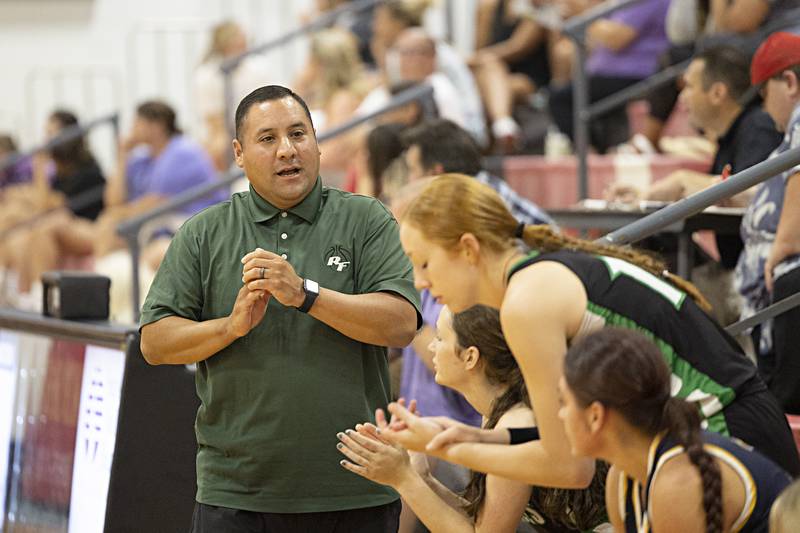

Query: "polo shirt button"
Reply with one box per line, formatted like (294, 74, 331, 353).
(281, 253, 287, 259)
(280, 212, 287, 218)
(281, 233, 288, 240)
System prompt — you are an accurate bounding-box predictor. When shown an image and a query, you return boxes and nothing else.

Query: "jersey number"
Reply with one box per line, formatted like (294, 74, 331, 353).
(600, 256, 686, 309)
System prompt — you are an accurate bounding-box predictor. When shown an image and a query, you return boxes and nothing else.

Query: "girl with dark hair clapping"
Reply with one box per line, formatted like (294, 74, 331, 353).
(337, 305, 608, 532)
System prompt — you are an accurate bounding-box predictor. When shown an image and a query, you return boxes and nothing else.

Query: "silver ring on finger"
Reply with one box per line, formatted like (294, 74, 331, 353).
(260, 267, 266, 279)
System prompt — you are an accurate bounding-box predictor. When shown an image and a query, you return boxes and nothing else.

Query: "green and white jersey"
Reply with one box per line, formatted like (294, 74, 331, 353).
(509, 250, 763, 436)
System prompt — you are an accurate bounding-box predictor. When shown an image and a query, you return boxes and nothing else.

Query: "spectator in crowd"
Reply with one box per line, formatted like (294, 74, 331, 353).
(366, 0, 488, 146)
(0, 134, 32, 189)
(771, 479, 800, 533)
(193, 21, 275, 170)
(377, 173, 800, 484)
(294, 27, 377, 182)
(559, 328, 791, 532)
(608, 46, 781, 208)
(633, 0, 799, 153)
(140, 85, 420, 532)
(8, 101, 222, 298)
(548, 0, 671, 153)
(358, 29, 468, 138)
(469, 0, 588, 150)
(43, 110, 106, 221)
(0, 110, 106, 294)
(607, 45, 782, 315)
(338, 305, 608, 533)
(401, 119, 553, 226)
(304, 0, 377, 67)
(736, 32, 800, 413)
(363, 122, 408, 201)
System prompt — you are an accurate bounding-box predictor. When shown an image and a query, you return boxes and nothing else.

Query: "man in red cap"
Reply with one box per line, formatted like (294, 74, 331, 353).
(736, 31, 800, 413)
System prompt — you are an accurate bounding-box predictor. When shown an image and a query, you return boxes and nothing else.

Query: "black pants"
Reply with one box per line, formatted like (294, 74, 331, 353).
(190, 500, 401, 533)
(548, 75, 641, 153)
(755, 267, 800, 415)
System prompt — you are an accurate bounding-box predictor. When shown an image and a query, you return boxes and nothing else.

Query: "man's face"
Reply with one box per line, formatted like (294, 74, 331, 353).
(233, 96, 320, 209)
(679, 59, 716, 132)
(396, 40, 436, 82)
(762, 72, 797, 133)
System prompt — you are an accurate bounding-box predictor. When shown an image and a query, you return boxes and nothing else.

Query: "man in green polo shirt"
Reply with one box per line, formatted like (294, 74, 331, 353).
(140, 85, 421, 532)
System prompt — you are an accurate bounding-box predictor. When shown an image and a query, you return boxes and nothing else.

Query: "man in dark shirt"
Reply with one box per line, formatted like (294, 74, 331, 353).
(608, 45, 782, 269)
(609, 45, 782, 208)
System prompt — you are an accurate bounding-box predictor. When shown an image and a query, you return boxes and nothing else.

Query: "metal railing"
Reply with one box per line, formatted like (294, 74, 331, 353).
(596, 146, 800, 334)
(119, 83, 435, 320)
(564, 3, 800, 201)
(562, 0, 643, 200)
(220, 0, 383, 140)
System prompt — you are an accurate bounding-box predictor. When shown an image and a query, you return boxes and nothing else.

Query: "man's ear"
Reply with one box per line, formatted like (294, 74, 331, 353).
(432, 163, 445, 175)
(232, 139, 244, 169)
(708, 81, 729, 105)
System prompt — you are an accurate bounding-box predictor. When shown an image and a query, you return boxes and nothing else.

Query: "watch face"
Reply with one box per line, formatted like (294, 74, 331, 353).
(305, 279, 319, 294)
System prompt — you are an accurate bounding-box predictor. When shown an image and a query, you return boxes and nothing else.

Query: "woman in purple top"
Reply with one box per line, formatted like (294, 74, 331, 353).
(548, 0, 671, 153)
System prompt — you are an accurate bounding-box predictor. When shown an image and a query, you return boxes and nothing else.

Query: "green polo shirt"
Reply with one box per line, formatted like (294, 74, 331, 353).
(140, 177, 421, 513)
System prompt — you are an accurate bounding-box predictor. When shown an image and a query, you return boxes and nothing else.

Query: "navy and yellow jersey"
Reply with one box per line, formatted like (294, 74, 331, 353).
(508, 250, 762, 435)
(619, 431, 791, 533)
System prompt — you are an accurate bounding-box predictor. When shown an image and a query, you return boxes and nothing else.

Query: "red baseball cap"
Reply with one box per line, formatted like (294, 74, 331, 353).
(751, 32, 800, 86)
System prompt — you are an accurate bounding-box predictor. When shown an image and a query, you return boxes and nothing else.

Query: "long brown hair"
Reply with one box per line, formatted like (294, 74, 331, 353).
(564, 328, 723, 533)
(453, 305, 607, 530)
(403, 173, 711, 311)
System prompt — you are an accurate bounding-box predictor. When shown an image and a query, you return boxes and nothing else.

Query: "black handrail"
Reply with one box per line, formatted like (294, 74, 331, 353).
(220, 0, 383, 139)
(120, 83, 435, 321)
(0, 112, 120, 172)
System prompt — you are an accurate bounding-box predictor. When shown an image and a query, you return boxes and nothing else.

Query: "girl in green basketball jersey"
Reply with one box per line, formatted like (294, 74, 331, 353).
(380, 174, 799, 489)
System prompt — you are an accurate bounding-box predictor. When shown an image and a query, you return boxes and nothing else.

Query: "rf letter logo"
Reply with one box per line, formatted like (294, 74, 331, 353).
(325, 246, 352, 272)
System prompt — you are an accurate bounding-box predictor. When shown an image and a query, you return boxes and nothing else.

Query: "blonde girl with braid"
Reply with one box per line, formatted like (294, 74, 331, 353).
(381, 173, 800, 491)
(559, 328, 790, 533)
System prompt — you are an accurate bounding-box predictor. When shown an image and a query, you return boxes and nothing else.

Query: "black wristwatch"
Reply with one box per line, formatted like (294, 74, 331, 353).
(297, 278, 319, 313)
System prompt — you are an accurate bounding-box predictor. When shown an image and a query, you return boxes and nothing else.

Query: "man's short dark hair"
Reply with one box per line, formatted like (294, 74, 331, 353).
(137, 101, 181, 135)
(235, 85, 314, 141)
(694, 45, 752, 102)
(400, 119, 482, 176)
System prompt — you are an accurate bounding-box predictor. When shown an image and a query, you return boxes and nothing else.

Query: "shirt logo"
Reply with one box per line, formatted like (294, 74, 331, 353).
(325, 245, 352, 272)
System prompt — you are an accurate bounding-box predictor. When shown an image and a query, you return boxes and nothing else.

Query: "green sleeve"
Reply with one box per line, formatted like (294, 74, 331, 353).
(356, 200, 422, 326)
(139, 221, 204, 329)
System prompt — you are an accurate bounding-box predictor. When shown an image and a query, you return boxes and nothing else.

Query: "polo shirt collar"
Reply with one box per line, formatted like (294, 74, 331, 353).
(247, 177, 323, 223)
